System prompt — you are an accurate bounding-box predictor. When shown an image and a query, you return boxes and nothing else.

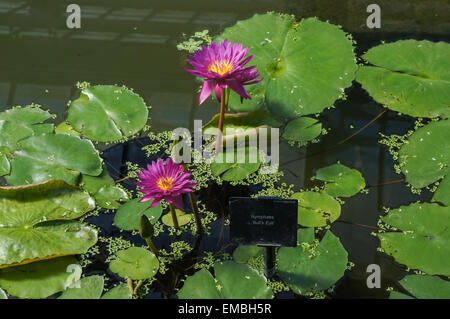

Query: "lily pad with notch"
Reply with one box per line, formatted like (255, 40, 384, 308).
(291, 191, 341, 227)
(277, 228, 348, 295)
(177, 261, 273, 299)
(0, 180, 98, 268)
(217, 13, 357, 119)
(356, 40, 450, 119)
(109, 247, 159, 280)
(114, 198, 163, 231)
(378, 202, 450, 276)
(68, 85, 149, 142)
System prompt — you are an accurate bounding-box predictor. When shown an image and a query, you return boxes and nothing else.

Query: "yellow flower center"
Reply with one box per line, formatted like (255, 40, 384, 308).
(157, 177, 174, 191)
(208, 60, 233, 76)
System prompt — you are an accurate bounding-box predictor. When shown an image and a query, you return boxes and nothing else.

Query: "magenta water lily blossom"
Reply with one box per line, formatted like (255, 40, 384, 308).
(136, 158, 197, 210)
(185, 40, 263, 104)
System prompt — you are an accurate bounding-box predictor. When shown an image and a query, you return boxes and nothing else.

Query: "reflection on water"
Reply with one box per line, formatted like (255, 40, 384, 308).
(0, 0, 448, 298)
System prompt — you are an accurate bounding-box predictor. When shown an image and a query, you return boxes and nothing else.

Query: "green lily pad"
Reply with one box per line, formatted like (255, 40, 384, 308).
(277, 228, 348, 294)
(291, 191, 341, 227)
(162, 209, 192, 227)
(394, 275, 450, 299)
(109, 247, 159, 280)
(68, 85, 149, 142)
(356, 40, 450, 118)
(178, 261, 273, 299)
(58, 275, 104, 299)
(433, 175, 450, 206)
(315, 163, 366, 197)
(0, 256, 81, 299)
(5, 133, 103, 186)
(0, 180, 97, 268)
(101, 283, 132, 299)
(55, 122, 81, 137)
(282, 117, 322, 144)
(211, 146, 261, 181)
(218, 13, 356, 118)
(232, 245, 264, 263)
(0, 152, 10, 176)
(0, 105, 53, 124)
(398, 120, 449, 193)
(378, 203, 450, 275)
(81, 168, 128, 209)
(114, 198, 163, 231)
(94, 185, 128, 209)
(0, 288, 7, 299)
(389, 291, 414, 299)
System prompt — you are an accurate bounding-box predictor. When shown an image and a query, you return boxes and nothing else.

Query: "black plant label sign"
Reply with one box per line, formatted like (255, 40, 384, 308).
(229, 197, 298, 247)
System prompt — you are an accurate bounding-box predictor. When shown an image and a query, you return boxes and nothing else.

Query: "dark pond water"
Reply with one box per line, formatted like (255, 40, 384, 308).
(0, 0, 449, 299)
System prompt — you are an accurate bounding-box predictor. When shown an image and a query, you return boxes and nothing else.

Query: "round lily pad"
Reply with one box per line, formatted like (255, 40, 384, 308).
(433, 175, 450, 206)
(0, 180, 97, 268)
(178, 261, 273, 299)
(68, 85, 149, 142)
(55, 122, 81, 137)
(211, 146, 261, 181)
(291, 191, 341, 227)
(315, 163, 366, 197)
(101, 283, 132, 299)
(398, 120, 449, 191)
(94, 185, 129, 209)
(277, 228, 348, 295)
(114, 198, 163, 231)
(393, 275, 450, 299)
(161, 209, 192, 227)
(218, 13, 356, 118)
(0, 256, 81, 299)
(357, 40, 450, 118)
(58, 275, 104, 299)
(282, 117, 322, 144)
(109, 247, 159, 280)
(232, 245, 264, 264)
(5, 133, 103, 186)
(378, 203, 450, 275)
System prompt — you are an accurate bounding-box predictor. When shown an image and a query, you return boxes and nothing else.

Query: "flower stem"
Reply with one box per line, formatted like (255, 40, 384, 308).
(127, 278, 134, 296)
(133, 280, 144, 296)
(169, 203, 180, 229)
(146, 239, 159, 256)
(182, 163, 203, 234)
(215, 88, 227, 154)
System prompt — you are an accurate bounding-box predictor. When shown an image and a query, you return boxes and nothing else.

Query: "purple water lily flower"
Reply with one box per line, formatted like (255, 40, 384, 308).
(136, 158, 197, 210)
(185, 40, 263, 104)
